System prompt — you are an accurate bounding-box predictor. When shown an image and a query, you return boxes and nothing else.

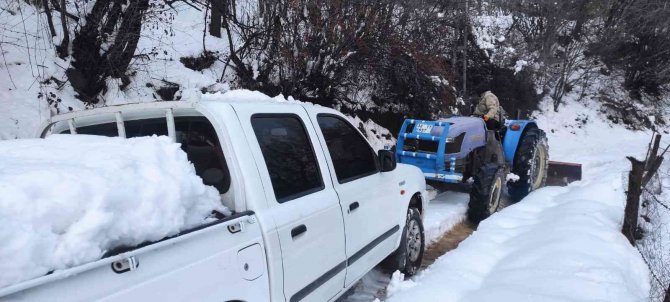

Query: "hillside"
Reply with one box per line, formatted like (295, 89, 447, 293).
(3, 0, 668, 140)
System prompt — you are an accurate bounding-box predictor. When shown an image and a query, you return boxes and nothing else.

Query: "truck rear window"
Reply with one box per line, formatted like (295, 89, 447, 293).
(63, 117, 231, 194)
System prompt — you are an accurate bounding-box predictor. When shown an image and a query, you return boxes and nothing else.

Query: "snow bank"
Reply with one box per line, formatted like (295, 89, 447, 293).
(388, 176, 650, 302)
(0, 135, 225, 289)
(386, 98, 653, 301)
(346, 116, 396, 151)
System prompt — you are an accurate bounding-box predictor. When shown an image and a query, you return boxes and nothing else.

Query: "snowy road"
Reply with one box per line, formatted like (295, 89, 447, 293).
(344, 100, 657, 302)
(383, 101, 655, 302)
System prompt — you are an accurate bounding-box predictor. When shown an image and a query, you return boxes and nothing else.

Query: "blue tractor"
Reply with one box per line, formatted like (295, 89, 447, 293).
(396, 116, 550, 223)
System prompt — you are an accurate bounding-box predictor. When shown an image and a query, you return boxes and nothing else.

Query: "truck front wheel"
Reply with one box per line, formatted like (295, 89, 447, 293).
(381, 207, 424, 276)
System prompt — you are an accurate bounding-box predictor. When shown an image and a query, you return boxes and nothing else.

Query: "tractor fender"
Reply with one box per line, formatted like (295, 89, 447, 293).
(502, 120, 537, 165)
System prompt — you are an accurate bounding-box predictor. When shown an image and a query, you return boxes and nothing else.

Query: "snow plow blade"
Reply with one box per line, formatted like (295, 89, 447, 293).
(546, 161, 582, 186)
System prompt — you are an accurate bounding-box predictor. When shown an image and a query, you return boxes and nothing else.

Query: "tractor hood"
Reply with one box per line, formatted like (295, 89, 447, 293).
(435, 116, 485, 139)
(433, 116, 487, 158)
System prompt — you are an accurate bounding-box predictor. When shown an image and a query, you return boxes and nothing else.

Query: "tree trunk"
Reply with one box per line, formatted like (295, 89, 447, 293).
(106, 0, 150, 78)
(102, 0, 124, 35)
(622, 157, 644, 246)
(56, 0, 69, 58)
(42, 0, 57, 37)
(663, 282, 670, 302)
(209, 0, 223, 37)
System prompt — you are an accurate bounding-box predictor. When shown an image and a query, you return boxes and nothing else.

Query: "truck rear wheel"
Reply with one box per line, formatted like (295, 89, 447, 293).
(507, 128, 549, 203)
(467, 163, 504, 224)
(381, 207, 424, 276)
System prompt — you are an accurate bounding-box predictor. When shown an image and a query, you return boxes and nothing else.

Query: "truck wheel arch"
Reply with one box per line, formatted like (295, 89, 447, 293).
(409, 193, 423, 216)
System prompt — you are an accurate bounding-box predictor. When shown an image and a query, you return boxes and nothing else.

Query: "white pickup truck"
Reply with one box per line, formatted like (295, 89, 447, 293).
(1, 97, 427, 302)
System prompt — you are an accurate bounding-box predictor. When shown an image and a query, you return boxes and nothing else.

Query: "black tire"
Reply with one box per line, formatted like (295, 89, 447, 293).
(381, 207, 424, 276)
(467, 163, 505, 224)
(507, 128, 549, 203)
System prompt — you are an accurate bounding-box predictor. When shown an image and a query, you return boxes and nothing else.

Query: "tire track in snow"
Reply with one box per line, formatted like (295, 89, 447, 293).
(420, 221, 476, 270)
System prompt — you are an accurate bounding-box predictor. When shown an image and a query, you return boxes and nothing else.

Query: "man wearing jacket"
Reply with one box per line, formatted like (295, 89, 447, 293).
(473, 90, 502, 129)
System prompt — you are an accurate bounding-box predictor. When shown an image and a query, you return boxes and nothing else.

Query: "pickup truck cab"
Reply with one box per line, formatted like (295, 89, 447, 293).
(1, 95, 426, 302)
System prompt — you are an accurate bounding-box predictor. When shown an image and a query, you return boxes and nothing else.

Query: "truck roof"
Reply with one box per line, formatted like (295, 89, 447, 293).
(41, 94, 332, 138)
(49, 96, 323, 124)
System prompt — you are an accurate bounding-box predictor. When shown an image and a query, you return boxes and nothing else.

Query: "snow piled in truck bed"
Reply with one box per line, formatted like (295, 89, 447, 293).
(386, 99, 653, 301)
(0, 135, 225, 289)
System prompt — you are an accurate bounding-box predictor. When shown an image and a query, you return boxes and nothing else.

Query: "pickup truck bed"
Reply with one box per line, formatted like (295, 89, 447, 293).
(1, 211, 268, 301)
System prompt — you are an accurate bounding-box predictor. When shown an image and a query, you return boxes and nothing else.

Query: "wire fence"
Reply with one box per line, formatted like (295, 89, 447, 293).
(626, 133, 670, 301)
(638, 179, 670, 302)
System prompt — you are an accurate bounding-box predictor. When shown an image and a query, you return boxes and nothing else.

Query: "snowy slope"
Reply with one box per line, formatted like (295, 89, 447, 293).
(0, 135, 225, 288)
(0, 1, 393, 145)
(0, 0, 234, 139)
(385, 98, 655, 301)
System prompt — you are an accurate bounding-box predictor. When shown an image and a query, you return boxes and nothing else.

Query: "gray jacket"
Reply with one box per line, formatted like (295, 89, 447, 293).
(473, 91, 500, 121)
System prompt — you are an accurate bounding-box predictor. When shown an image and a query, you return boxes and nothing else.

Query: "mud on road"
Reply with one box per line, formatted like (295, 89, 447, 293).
(420, 221, 475, 269)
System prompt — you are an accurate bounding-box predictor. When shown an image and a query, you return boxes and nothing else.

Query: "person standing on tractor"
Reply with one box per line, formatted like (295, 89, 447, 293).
(473, 90, 501, 129)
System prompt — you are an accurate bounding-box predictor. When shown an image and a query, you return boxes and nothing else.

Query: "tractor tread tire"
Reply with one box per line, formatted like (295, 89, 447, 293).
(467, 163, 504, 224)
(507, 128, 549, 203)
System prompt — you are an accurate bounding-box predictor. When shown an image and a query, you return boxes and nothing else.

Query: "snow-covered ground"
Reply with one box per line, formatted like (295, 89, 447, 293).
(385, 99, 656, 301)
(0, 135, 225, 289)
(423, 190, 468, 245)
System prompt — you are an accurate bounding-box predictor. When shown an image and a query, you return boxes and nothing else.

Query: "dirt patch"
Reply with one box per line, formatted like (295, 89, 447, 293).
(421, 221, 476, 269)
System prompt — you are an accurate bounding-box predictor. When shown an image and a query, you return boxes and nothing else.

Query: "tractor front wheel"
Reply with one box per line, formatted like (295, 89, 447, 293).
(508, 128, 549, 203)
(467, 163, 505, 224)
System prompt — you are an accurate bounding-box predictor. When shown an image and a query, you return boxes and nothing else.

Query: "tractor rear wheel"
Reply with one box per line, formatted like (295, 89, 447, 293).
(507, 128, 549, 203)
(467, 163, 504, 224)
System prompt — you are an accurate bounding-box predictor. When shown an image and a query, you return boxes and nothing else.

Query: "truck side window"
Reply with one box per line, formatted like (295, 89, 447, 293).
(251, 115, 324, 203)
(63, 117, 231, 194)
(317, 115, 379, 183)
(75, 123, 118, 137)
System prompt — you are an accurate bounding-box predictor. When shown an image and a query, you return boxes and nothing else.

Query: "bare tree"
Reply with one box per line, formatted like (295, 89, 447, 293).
(66, 0, 151, 103)
(41, 0, 57, 37)
(55, 0, 69, 58)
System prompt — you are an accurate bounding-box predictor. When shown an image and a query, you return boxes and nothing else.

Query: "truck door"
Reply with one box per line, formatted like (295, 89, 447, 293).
(234, 104, 347, 302)
(307, 111, 401, 287)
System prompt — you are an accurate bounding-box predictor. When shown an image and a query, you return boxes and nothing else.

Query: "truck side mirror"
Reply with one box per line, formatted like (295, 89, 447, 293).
(378, 150, 396, 172)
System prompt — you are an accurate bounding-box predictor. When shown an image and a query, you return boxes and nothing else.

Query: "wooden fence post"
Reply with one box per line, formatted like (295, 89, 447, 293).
(622, 157, 645, 246)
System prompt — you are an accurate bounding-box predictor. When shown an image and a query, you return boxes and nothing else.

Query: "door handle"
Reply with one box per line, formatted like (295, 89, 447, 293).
(111, 257, 139, 274)
(349, 202, 360, 213)
(291, 224, 307, 238)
